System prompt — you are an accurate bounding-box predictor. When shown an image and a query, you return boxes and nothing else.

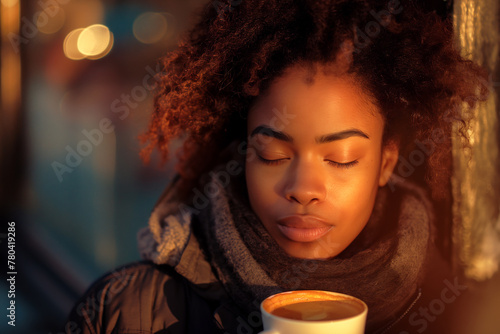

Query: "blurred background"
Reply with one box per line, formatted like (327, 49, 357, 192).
(0, 0, 498, 333)
(0, 0, 206, 332)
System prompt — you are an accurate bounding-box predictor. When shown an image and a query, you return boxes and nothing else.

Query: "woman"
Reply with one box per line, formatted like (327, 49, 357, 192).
(64, 0, 488, 333)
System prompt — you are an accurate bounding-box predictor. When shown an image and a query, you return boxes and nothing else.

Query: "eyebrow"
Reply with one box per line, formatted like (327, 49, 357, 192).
(249, 125, 370, 143)
(316, 129, 370, 143)
(250, 125, 294, 142)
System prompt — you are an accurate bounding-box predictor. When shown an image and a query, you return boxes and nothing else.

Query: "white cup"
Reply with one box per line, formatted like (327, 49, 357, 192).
(259, 290, 368, 334)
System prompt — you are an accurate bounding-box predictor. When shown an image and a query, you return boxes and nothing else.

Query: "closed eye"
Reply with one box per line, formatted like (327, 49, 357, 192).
(257, 155, 289, 166)
(257, 155, 358, 169)
(326, 160, 359, 169)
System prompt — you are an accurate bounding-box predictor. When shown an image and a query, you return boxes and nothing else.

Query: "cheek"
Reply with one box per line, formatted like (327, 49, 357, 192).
(245, 160, 275, 215)
(330, 157, 381, 220)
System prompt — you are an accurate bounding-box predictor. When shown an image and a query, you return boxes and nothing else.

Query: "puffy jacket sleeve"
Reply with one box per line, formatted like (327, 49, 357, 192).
(62, 261, 190, 334)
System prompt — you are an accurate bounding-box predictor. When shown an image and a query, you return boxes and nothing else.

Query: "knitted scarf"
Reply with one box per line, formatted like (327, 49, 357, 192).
(138, 171, 433, 332)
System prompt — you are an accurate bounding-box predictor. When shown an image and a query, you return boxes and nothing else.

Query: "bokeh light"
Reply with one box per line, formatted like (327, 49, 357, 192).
(64, 0, 105, 31)
(133, 12, 168, 44)
(63, 28, 86, 60)
(86, 33, 114, 60)
(77, 24, 113, 58)
(1, 0, 18, 7)
(37, 5, 66, 35)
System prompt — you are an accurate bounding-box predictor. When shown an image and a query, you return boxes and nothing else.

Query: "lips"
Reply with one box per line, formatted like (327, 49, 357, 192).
(276, 215, 333, 243)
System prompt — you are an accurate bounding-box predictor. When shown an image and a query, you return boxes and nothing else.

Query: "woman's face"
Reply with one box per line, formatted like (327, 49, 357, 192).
(245, 64, 398, 259)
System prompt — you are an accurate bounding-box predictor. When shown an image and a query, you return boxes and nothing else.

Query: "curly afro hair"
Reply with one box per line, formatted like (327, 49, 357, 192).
(141, 0, 488, 201)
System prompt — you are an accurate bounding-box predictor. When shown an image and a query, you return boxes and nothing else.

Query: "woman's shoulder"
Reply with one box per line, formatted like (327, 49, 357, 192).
(63, 261, 192, 334)
(76, 261, 184, 303)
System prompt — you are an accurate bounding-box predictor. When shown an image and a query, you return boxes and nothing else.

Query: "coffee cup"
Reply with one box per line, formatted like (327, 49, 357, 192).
(259, 290, 367, 334)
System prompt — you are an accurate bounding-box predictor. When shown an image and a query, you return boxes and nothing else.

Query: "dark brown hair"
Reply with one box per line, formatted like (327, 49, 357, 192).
(141, 0, 488, 200)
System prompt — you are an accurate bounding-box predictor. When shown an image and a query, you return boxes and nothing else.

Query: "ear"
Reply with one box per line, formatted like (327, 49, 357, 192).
(379, 141, 399, 187)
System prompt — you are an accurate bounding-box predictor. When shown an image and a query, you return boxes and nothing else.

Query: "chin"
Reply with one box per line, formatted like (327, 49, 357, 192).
(280, 239, 346, 260)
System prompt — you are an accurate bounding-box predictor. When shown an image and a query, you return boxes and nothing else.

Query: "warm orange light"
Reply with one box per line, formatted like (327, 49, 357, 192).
(77, 24, 113, 59)
(1, 0, 21, 114)
(1, 0, 18, 8)
(64, 28, 86, 60)
(64, 0, 105, 31)
(64, 24, 114, 61)
(86, 33, 114, 60)
(37, 5, 66, 35)
(1, 0, 19, 34)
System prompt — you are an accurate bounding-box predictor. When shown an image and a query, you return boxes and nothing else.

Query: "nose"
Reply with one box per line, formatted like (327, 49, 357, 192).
(283, 158, 327, 206)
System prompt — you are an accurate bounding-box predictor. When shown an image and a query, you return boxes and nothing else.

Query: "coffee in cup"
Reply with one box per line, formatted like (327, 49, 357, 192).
(259, 290, 367, 334)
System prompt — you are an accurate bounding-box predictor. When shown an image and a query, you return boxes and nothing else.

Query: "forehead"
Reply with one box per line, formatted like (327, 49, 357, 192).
(248, 64, 383, 136)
